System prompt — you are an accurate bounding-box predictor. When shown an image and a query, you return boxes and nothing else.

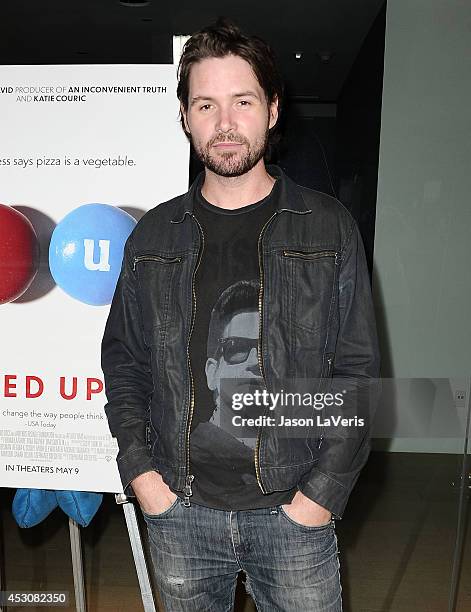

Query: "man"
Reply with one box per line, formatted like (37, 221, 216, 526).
(102, 18, 380, 612)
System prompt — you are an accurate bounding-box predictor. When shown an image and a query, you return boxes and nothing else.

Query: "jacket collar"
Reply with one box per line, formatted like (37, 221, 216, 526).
(170, 164, 310, 223)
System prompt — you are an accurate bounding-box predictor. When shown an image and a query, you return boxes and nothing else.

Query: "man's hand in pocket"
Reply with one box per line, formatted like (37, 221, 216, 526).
(282, 491, 332, 527)
(131, 470, 177, 515)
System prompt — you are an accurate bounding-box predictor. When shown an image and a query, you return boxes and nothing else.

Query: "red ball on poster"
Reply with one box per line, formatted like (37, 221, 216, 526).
(0, 203, 40, 305)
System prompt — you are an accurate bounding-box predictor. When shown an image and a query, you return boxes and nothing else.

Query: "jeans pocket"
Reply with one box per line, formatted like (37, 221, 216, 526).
(141, 497, 180, 521)
(279, 505, 333, 531)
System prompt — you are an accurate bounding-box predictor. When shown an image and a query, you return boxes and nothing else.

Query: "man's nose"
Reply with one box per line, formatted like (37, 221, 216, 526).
(245, 347, 260, 375)
(215, 106, 236, 133)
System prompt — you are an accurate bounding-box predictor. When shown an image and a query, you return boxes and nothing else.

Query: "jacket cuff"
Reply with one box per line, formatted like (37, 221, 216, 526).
(298, 468, 349, 519)
(116, 446, 154, 497)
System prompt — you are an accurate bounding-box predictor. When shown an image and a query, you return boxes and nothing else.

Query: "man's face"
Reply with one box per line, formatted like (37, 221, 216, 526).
(183, 55, 278, 177)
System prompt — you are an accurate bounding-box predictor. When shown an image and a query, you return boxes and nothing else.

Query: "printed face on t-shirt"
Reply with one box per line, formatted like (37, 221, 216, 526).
(205, 310, 261, 405)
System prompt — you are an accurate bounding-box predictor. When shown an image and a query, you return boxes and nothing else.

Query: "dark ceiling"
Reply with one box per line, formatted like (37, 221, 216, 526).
(0, 0, 385, 101)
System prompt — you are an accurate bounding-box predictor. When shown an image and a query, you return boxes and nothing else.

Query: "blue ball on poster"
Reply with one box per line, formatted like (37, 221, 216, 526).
(49, 204, 136, 306)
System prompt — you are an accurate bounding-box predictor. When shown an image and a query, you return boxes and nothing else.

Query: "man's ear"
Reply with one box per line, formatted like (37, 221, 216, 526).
(268, 95, 279, 130)
(181, 103, 190, 135)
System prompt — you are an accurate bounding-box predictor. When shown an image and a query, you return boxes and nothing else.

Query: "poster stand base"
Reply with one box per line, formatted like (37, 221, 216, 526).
(115, 494, 156, 612)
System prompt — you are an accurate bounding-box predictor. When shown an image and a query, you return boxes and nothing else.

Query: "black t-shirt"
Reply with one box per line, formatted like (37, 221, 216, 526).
(186, 178, 297, 510)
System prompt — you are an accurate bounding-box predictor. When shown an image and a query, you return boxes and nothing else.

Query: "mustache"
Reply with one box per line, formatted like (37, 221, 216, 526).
(208, 133, 249, 146)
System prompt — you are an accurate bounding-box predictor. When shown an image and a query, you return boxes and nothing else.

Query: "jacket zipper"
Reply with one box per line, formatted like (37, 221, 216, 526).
(132, 254, 182, 271)
(318, 354, 334, 451)
(282, 249, 336, 260)
(182, 214, 204, 506)
(326, 354, 334, 378)
(254, 211, 279, 494)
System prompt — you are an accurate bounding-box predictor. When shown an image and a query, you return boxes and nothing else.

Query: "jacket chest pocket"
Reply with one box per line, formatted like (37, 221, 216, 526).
(133, 253, 184, 339)
(280, 249, 339, 335)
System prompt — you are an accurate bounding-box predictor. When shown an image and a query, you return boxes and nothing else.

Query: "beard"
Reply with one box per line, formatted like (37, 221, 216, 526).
(192, 128, 270, 178)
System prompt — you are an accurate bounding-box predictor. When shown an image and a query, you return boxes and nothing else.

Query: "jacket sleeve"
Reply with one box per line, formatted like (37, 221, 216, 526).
(101, 233, 155, 496)
(298, 219, 381, 518)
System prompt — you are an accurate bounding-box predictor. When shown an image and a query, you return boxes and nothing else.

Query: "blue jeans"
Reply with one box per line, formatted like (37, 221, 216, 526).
(143, 498, 342, 611)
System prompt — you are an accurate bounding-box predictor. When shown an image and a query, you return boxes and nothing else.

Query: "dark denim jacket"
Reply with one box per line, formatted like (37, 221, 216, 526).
(101, 165, 380, 518)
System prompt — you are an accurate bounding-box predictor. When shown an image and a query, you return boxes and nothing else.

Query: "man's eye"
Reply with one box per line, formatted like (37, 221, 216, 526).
(238, 100, 250, 106)
(200, 104, 212, 111)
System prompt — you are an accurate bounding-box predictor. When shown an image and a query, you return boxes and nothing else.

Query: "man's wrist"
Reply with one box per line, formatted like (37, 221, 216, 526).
(132, 469, 160, 483)
(295, 490, 331, 515)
